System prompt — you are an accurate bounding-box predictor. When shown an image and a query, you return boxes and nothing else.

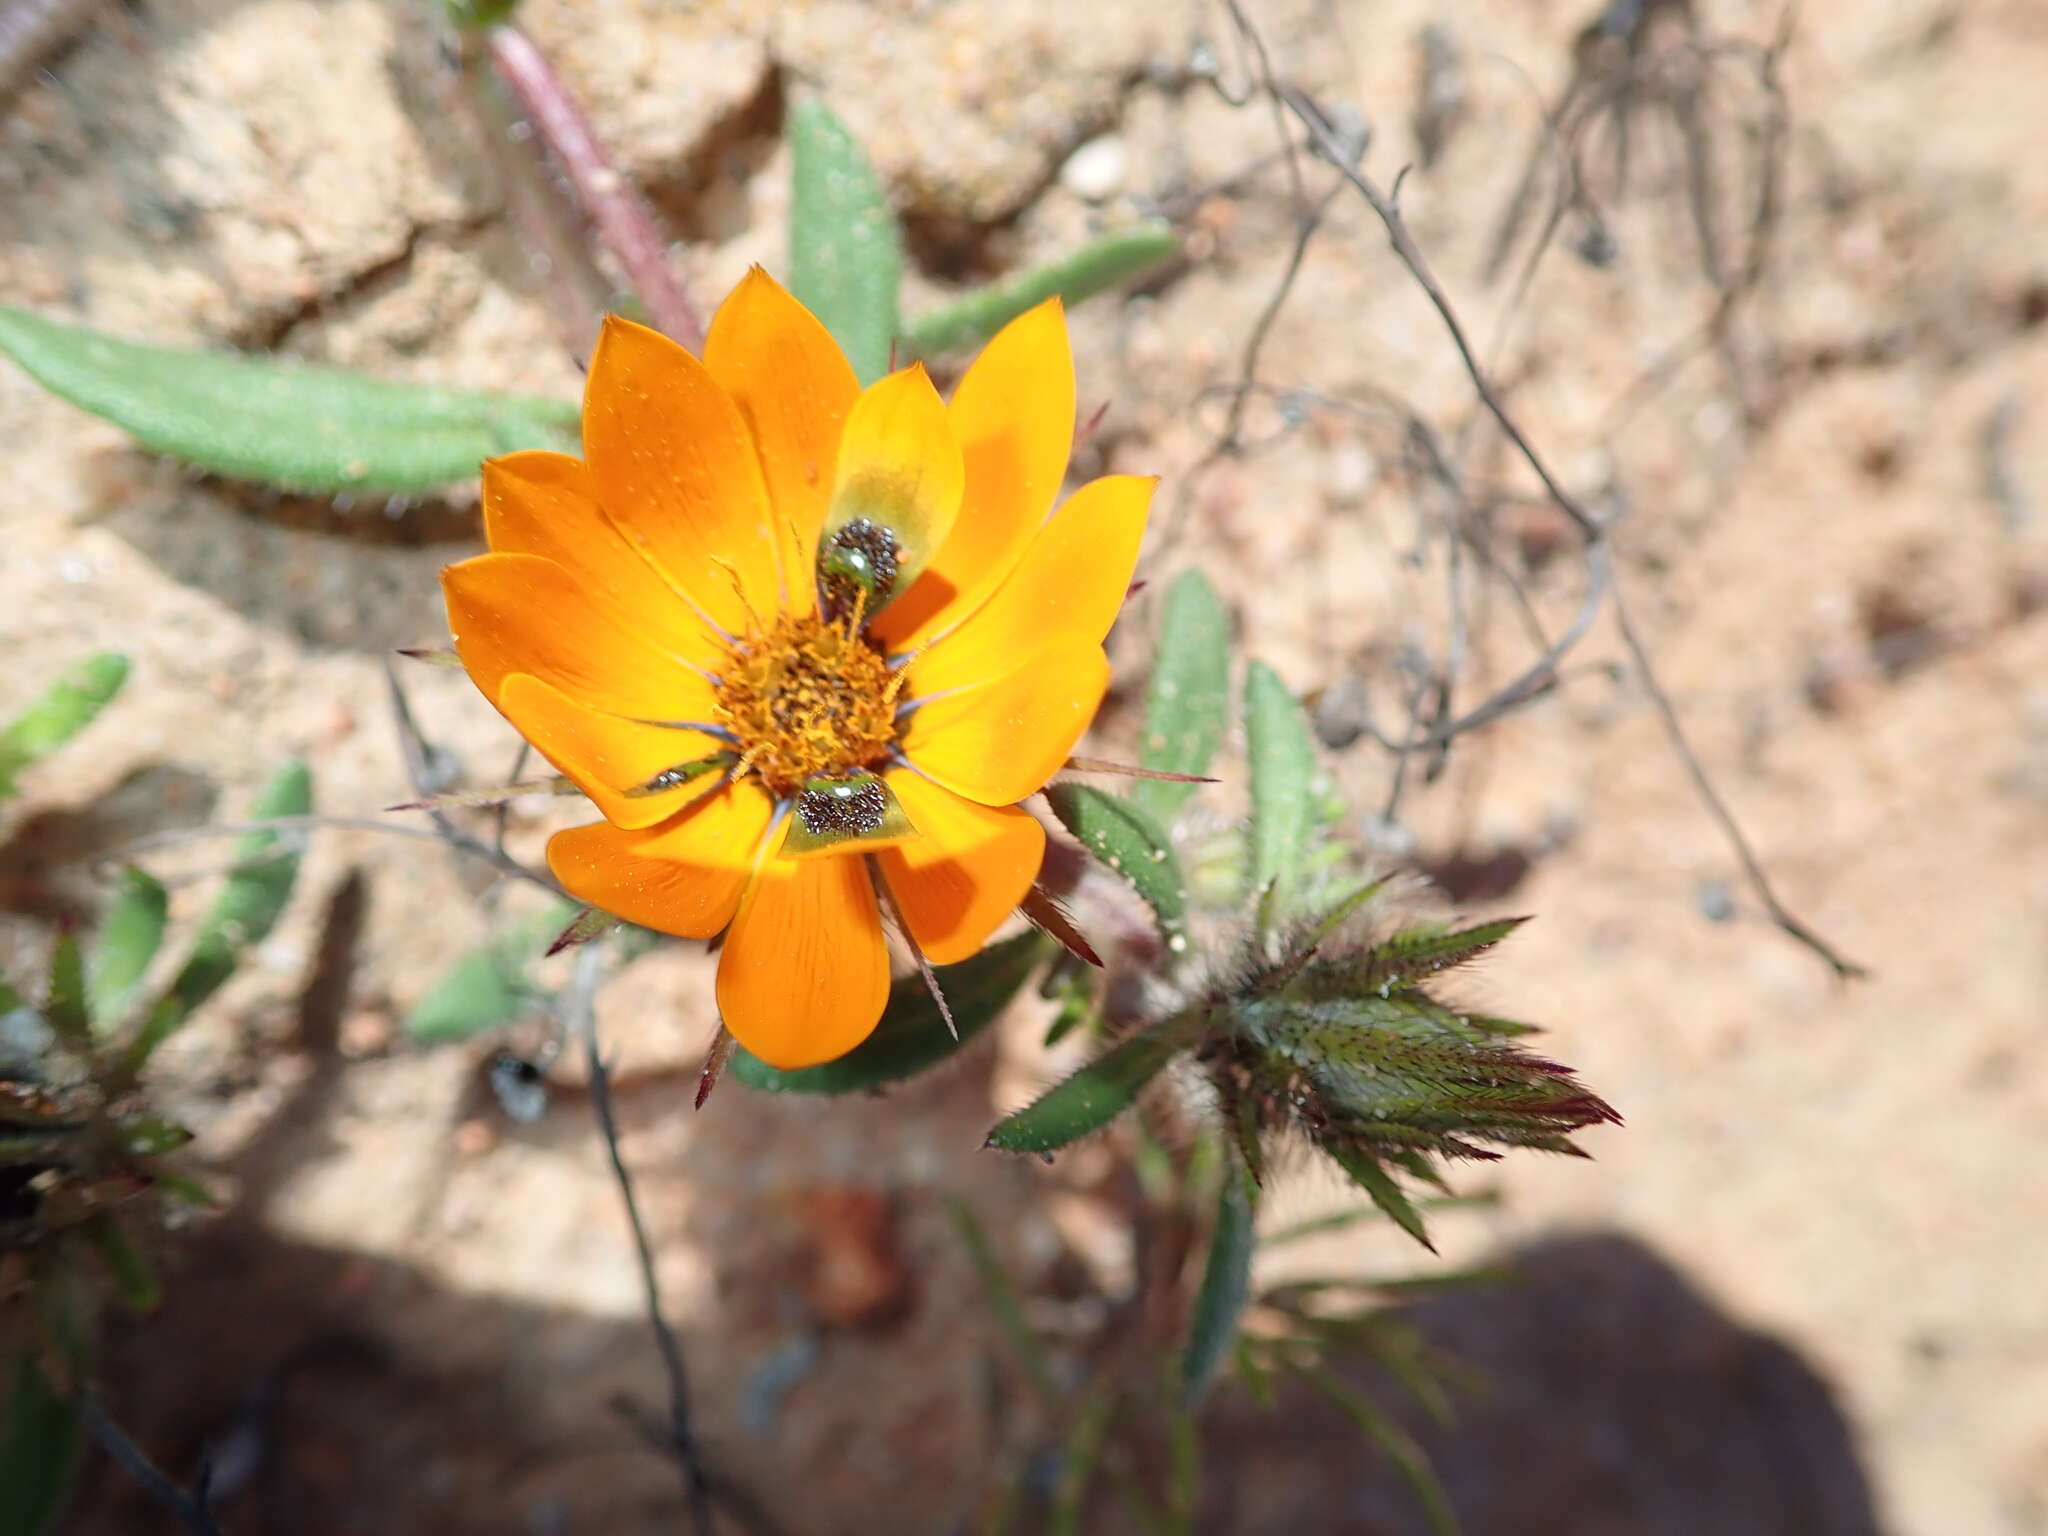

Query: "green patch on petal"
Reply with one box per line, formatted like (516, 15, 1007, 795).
(622, 753, 732, 800)
(780, 770, 918, 857)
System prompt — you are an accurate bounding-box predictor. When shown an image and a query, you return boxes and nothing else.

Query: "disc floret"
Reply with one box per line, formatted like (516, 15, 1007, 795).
(713, 610, 903, 799)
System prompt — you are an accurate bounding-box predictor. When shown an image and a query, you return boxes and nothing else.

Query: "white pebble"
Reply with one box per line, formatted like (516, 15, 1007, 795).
(1060, 135, 1129, 201)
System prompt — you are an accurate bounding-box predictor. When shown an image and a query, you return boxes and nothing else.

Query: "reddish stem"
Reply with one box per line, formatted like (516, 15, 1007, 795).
(485, 22, 706, 350)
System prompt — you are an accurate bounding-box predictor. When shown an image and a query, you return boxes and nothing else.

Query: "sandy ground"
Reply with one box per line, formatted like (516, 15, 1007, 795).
(4, 0, 2047, 1532)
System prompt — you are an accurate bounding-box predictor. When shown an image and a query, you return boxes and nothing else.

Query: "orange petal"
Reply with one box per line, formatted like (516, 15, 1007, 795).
(821, 364, 965, 608)
(703, 268, 860, 608)
(581, 314, 784, 629)
(499, 672, 725, 831)
(442, 552, 709, 719)
(907, 474, 1155, 695)
(870, 299, 1075, 649)
(482, 451, 720, 666)
(716, 852, 890, 1068)
(899, 632, 1110, 806)
(545, 780, 775, 938)
(878, 770, 1045, 964)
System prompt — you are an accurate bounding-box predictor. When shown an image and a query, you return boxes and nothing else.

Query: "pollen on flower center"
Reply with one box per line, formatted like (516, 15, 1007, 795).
(713, 610, 902, 800)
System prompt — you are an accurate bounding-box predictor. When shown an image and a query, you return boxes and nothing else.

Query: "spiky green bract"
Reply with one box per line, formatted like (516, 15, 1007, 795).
(1191, 904, 1617, 1249)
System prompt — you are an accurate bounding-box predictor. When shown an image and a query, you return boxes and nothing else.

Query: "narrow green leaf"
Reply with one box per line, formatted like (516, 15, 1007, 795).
(0, 1354, 84, 1536)
(0, 305, 578, 494)
(1050, 1375, 1119, 1536)
(1325, 1144, 1436, 1253)
(0, 653, 128, 800)
(732, 932, 1044, 1093)
(788, 98, 901, 384)
(1042, 784, 1187, 950)
(118, 762, 312, 1080)
(1285, 1363, 1460, 1536)
(407, 899, 580, 1044)
(903, 224, 1178, 356)
(83, 1215, 159, 1313)
(1244, 660, 1318, 898)
(87, 868, 168, 1024)
(1181, 1169, 1256, 1404)
(1132, 570, 1230, 821)
(984, 1015, 1189, 1154)
(42, 934, 89, 1051)
(948, 1198, 1058, 1399)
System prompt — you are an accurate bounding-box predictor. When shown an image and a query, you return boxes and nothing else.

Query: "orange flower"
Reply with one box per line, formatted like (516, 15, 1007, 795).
(441, 270, 1153, 1069)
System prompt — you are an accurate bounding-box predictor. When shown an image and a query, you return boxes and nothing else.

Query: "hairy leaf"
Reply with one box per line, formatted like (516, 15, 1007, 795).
(1042, 783, 1187, 950)
(0, 652, 129, 801)
(1244, 660, 1318, 900)
(117, 761, 312, 1081)
(789, 98, 902, 384)
(1368, 917, 1529, 984)
(904, 224, 1178, 355)
(984, 1015, 1188, 1154)
(1182, 1168, 1257, 1404)
(732, 932, 1044, 1093)
(0, 305, 578, 494)
(87, 868, 168, 1025)
(407, 899, 581, 1044)
(1133, 569, 1231, 821)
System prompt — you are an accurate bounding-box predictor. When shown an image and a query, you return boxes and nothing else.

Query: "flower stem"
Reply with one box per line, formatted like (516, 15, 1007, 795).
(485, 22, 707, 350)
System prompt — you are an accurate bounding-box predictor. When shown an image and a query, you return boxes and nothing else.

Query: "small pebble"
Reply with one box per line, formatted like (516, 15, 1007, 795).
(1060, 135, 1128, 201)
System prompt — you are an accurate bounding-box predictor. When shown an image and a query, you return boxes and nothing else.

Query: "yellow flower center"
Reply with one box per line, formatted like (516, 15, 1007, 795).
(713, 611, 903, 799)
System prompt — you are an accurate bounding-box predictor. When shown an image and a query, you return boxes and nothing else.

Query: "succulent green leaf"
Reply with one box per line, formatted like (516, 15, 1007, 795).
(789, 98, 902, 384)
(42, 934, 89, 1051)
(117, 761, 312, 1081)
(903, 224, 1179, 356)
(0, 1354, 84, 1536)
(1181, 1168, 1256, 1404)
(1325, 1144, 1436, 1253)
(1245, 660, 1318, 900)
(0, 305, 579, 494)
(1133, 570, 1230, 821)
(1042, 784, 1187, 950)
(84, 1215, 160, 1314)
(732, 932, 1044, 1093)
(0, 653, 129, 801)
(984, 1014, 1189, 1154)
(408, 899, 581, 1044)
(87, 868, 169, 1025)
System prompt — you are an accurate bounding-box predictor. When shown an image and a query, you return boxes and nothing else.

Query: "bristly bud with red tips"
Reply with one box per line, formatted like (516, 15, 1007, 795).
(984, 884, 1618, 1252)
(1191, 902, 1618, 1248)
